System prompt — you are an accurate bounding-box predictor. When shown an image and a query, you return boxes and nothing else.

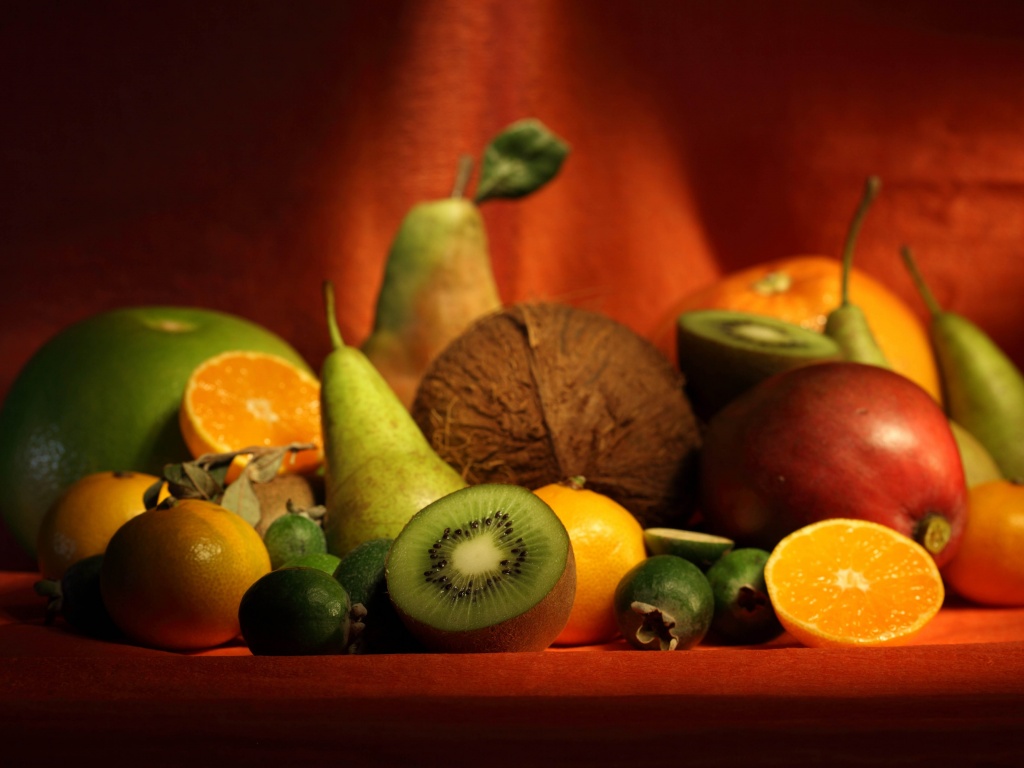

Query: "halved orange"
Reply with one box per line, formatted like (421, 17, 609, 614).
(763, 518, 945, 648)
(179, 351, 323, 478)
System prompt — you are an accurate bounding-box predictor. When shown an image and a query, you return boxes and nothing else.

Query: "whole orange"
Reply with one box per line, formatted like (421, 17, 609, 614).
(533, 477, 647, 646)
(651, 256, 941, 402)
(100, 498, 271, 650)
(36, 470, 167, 580)
(942, 480, 1024, 607)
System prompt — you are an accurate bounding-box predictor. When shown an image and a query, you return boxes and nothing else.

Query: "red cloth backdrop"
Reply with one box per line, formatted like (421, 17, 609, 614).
(3, 0, 1024, 568)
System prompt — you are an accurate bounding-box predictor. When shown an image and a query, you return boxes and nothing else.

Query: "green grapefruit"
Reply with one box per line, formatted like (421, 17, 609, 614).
(0, 306, 310, 558)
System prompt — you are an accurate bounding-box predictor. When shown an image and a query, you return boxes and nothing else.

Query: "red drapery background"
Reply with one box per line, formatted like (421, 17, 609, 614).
(5, 0, 1024, 567)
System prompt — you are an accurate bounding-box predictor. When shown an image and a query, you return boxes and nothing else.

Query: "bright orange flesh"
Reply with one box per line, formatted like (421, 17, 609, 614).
(764, 518, 945, 648)
(180, 351, 322, 477)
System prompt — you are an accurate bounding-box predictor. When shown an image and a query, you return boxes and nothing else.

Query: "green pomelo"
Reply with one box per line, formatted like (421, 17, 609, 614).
(0, 306, 310, 558)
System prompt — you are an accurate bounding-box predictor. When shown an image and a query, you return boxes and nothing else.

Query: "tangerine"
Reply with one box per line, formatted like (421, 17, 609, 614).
(36, 470, 168, 580)
(651, 256, 941, 402)
(942, 480, 1024, 606)
(533, 477, 647, 646)
(763, 518, 945, 648)
(179, 350, 322, 478)
(100, 498, 271, 651)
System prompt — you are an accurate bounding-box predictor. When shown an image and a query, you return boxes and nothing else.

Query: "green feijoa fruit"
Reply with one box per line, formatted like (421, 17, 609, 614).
(643, 527, 734, 570)
(613, 554, 714, 651)
(385, 484, 576, 653)
(281, 552, 341, 575)
(334, 537, 421, 654)
(238, 566, 351, 655)
(705, 547, 783, 645)
(34, 553, 122, 640)
(263, 513, 327, 570)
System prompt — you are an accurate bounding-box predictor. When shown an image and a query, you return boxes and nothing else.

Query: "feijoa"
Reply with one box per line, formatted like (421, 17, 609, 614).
(334, 538, 421, 653)
(238, 566, 352, 655)
(613, 555, 714, 651)
(263, 513, 327, 570)
(281, 551, 341, 574)
(705, 547, 783, 645)
(643, 527, 734, 570)
(34, 553, 122, 640)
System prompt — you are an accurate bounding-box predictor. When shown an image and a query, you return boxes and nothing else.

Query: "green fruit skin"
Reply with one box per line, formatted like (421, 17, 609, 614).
(613, 555, 714, 651)
(705, 548, 784, 645)
(333, 537, 422, 654)
(280, 552, 341, 575)
(238, 566, 351, 656)
(933, 313, 1024, 483)
(0, 306, 310, 558)
(319, 337, 466, 558)
(264, 515, 328, 570)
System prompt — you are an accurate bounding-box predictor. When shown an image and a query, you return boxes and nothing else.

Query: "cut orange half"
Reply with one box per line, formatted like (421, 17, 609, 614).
(763, 518, 944, 648)
(180, 351, 322, 478)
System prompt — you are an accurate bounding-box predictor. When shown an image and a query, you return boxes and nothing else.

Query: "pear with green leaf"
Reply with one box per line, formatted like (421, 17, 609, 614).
(362, 118, 570, 408)
(320, 281, 467, 557)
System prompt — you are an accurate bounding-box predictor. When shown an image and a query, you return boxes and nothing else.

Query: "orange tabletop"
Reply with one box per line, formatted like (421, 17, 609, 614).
(3, 570, 1023, 766)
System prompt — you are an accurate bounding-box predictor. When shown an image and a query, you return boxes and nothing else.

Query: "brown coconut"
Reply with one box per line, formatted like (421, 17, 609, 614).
(410, 302, 702, 528)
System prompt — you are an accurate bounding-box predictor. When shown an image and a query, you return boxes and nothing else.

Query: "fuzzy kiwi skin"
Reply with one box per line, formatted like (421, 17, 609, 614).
(388, 546, 577, 654)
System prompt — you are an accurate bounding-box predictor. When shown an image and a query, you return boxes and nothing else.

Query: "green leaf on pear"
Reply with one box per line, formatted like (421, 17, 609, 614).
(474, 118, 570, 203)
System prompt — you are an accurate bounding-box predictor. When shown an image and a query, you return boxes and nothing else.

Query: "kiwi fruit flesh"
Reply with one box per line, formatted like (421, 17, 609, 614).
(385, 484, 576, 653)
(676, 309, 841, 421)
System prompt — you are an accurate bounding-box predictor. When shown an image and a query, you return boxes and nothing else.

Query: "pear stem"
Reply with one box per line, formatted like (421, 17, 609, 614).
(840, 176, 881, 307)
(323, 280, 345, 350)
(451, 155, 475, 199)
(899, 245, 944, 317)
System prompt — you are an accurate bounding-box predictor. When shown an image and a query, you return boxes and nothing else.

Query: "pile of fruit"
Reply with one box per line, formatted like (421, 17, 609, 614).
(4, 123, 1024, 656)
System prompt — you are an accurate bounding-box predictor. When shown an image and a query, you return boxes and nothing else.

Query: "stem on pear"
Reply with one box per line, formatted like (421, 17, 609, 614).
(840, 175, 881, 307)
(451, 154, 475, 199)
(899, 245, 944, 317)
(323, 280, 345, 350)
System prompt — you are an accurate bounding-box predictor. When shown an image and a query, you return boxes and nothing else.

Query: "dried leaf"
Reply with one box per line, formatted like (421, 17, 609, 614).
(221, 471, 262, 527)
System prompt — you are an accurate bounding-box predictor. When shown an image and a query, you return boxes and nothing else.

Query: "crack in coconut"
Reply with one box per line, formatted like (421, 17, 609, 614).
(411, 302, 702, 529)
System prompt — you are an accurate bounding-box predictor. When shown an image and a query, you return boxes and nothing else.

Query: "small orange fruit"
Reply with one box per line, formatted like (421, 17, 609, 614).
(36, 470, 168, 580)
(763, 518, 944, 648)
(942, 480, 1024, 606)
(100, 498, 271, 651)
(533, 477, 647, 646)
(652, 256, 941, 402)
(179, 350, 322, 478)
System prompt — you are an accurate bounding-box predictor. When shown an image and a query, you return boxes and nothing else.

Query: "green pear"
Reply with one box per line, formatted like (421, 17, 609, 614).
(823, 176, 889, 367)
(361, 176, 501, 409)
(949, 420, 1003, 487)
(901, 246, 1024, 482)
(320, 282, 467, 557)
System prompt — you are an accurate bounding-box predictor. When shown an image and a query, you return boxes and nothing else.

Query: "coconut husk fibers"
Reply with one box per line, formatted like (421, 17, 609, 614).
(410, 302, 702, 528)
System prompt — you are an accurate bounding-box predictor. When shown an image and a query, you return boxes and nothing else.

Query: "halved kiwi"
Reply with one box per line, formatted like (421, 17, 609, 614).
(675, 309, 841, 420)
(385, 484, 576, 653)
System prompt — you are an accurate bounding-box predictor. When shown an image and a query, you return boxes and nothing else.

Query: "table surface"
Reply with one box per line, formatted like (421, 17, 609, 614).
(3, 570, 1024, 767)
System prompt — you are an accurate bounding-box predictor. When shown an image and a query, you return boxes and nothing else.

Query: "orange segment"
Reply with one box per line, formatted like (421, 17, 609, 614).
(180, 351, 323, 477)
(763, 518, 945, 648)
